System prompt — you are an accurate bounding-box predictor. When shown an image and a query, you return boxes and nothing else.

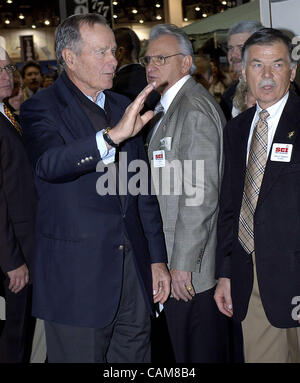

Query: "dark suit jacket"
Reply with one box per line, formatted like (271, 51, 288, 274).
(112, 63, 147, 101)
(216, 94, 300, 328)
(0, 112, 36, 275)
(219, 83, 238, 121)
(19, 74, 167, 329)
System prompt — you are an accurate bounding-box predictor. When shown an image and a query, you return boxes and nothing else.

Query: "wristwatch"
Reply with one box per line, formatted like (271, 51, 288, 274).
(102, 127, 119, 148)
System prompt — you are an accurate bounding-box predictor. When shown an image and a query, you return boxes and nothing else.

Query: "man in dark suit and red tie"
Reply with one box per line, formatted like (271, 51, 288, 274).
(0, 46, 37, 362)
(215, 28, 300, 362)
(20, 13, 170, 363)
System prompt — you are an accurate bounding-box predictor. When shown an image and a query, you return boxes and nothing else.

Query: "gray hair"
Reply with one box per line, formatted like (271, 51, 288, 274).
(242, 27, 297, 69)
(149, 24, 196, 74)
(228, 21, 263, 40)
(55, 13, 108, 68)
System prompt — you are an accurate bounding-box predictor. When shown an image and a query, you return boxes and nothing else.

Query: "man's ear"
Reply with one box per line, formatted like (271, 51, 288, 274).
(116, 46, 125, 60)
(62, 48, 76, 69)
(182, 55, 192, 75)
(290, 64, 297, 82)
(241, 66, 247, 82)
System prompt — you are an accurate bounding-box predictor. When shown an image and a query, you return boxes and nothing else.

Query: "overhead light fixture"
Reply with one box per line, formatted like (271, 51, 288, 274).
(195, 6, 201, 11)
(6, 0, 13, 4)
(183, 18, 188, 22)
(112, 1, 118, 5)
(32, 24, 37, 29)
(139, 19, 144, 24)
(132, 9, 138, 14)
(202, 13, 208, 17)
(4, 19, 10, 24)
(113, 14, 118, 18)
(18, 13, 25, 20)
(222, 1, 227, 4)
(155, 3, 161, 7)
(156, 15, 162, 20)
(44, 19, 50, 25)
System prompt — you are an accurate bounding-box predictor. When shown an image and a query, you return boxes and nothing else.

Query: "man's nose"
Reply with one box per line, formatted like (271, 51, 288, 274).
(108, 51, 118, 68)
(262, 65, 272, 78)
(232, 46, 242, 57)
(146, 58, 157, 71)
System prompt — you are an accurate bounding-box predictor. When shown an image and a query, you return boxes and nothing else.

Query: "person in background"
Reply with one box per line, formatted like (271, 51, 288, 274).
(193, 54, 213, 90)
(209, 59, 228, 103)
(4, 70, 24, 119)
(112, 27, 159, 112)
(232, 77, 256, 117)
(21, 60, 42, 101)
(42, 73, 55, 88)
(0, 46, 37, 363)
(220, 21, 262, 120)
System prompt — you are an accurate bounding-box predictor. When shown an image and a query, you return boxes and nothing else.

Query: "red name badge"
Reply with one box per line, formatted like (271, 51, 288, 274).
(271, 143, 293, 162)
(153, 150, 166, 167)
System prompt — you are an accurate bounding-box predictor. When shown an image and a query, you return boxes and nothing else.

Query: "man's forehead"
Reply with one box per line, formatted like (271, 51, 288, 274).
(25, 66, 40, 73)
(147, 35, 179, 53)
(247, 42, 290, 58)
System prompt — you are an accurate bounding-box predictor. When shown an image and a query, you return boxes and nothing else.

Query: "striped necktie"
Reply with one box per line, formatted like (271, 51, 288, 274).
(3, 104, 22, 136)
(238, 109, 270, 254)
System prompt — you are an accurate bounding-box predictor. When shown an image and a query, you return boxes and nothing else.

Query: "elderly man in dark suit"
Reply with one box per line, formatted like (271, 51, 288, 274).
(0, 47, 37, 362)
(20, 13, 170, 363)
(215, 28, 300, 362)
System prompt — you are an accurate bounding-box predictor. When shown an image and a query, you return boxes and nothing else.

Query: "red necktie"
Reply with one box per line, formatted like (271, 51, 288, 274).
(3, 104, 22, 136)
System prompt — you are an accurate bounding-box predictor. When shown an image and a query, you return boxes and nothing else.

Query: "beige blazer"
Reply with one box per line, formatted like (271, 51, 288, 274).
(147, 77, 226, 293)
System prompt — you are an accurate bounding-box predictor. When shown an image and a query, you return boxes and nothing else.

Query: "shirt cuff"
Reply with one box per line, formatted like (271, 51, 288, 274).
(96, 130, 116, 165)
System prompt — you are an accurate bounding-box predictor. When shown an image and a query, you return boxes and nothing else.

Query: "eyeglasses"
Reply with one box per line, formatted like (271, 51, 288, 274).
(139, 53, 184, 67)
(0, 64, 16, 75)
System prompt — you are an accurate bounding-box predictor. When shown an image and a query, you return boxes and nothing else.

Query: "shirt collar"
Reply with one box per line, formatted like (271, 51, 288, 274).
(256, 91, 289, 118)
(160, 75, 191, 112)
(85, 91, 106, 109)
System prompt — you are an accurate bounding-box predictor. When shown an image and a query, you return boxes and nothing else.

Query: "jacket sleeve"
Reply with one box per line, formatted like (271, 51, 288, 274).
(0, 135, 26, 273)
(20, 96, 102, 183)
(137, 137, 168, 264)
(215, 124, 233, 278)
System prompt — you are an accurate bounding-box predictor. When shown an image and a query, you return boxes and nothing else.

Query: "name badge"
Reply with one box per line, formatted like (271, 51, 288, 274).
(153, 150, 165, 167)
(270, 143, 293, 162)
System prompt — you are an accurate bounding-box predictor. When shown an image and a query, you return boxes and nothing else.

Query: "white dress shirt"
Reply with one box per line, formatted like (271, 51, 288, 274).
(247, 92, 289, 161)
(150, 75, 191, 143)
(85, 91, 115, 165)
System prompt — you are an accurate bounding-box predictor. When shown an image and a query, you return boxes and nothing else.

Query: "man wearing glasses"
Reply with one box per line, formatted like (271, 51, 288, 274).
(0, 47, 37, 362)
(143, 24, 229, 362)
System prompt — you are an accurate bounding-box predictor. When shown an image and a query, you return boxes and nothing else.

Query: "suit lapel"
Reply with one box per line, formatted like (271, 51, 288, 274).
(0, 111, 23, 140)
(149, 77, 195, 151)
(53, 76, 96, 139)
(232, 107, 256, 192)
(257, 95, 300, 208)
